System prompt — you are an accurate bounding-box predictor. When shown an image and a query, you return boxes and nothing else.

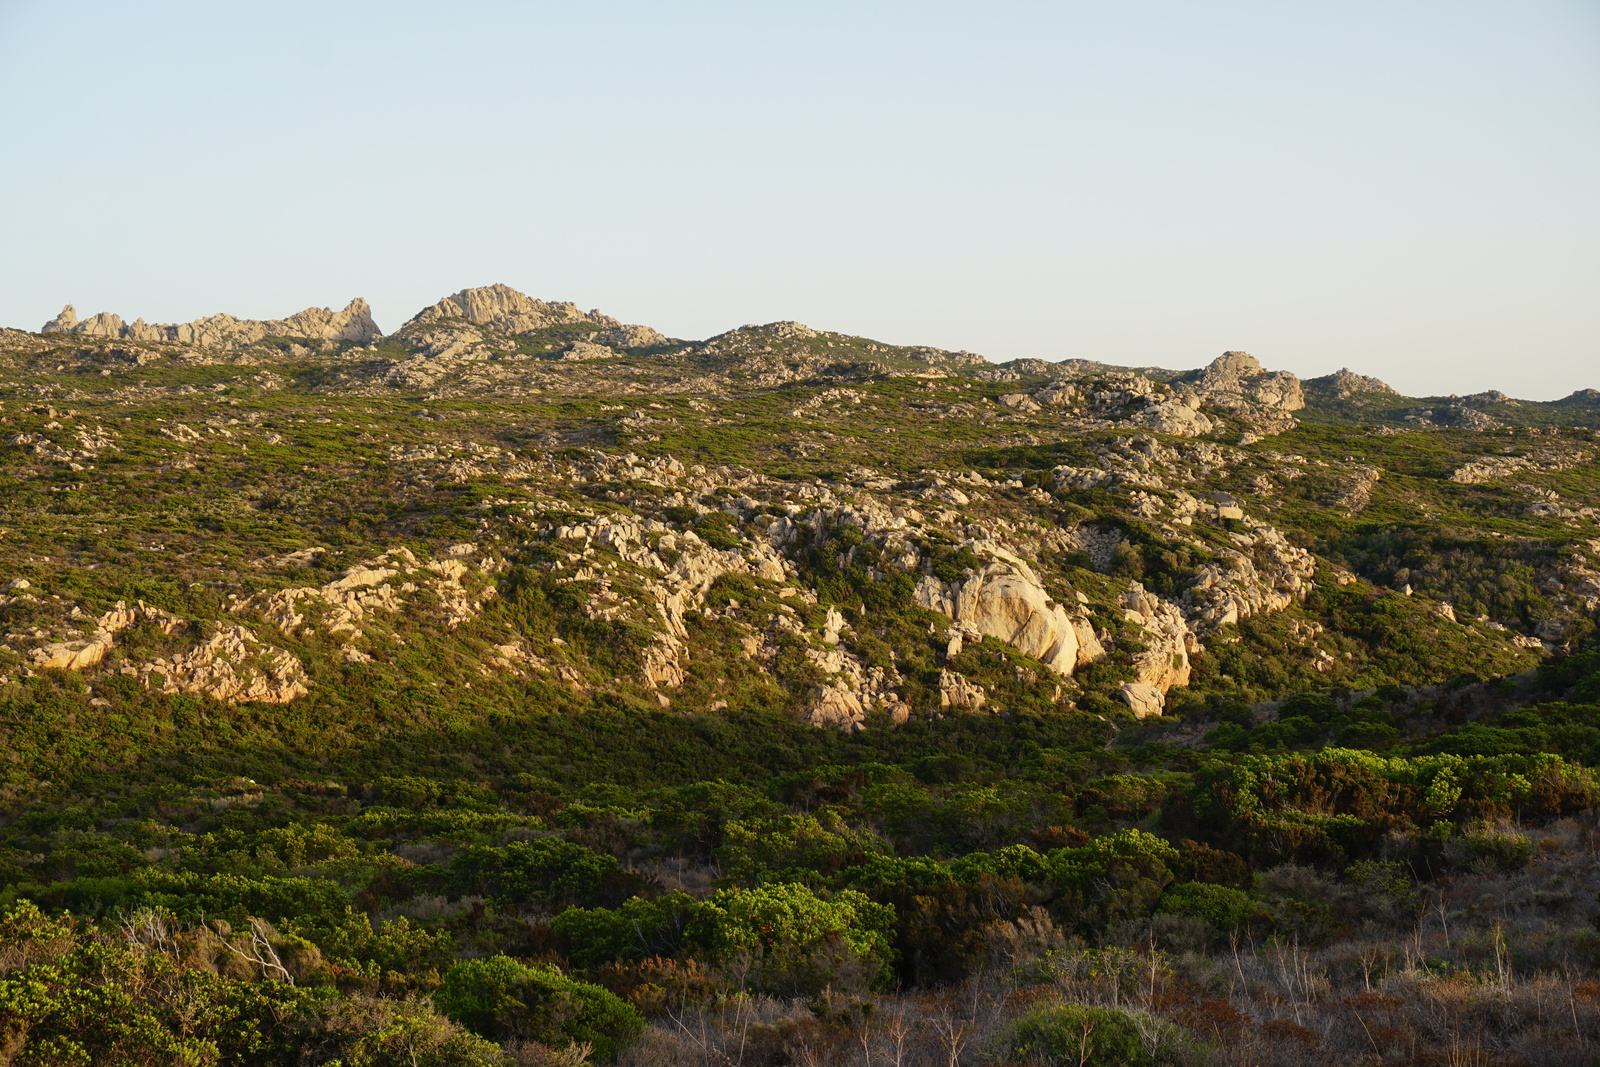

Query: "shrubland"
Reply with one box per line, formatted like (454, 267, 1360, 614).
(1, 288, 1599, 1064)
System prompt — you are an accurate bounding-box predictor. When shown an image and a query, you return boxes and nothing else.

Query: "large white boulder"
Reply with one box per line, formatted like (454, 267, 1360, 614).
(914, 543, 1103, 676)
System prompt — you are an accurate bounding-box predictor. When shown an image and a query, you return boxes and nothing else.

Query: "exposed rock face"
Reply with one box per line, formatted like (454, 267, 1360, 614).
(42, 300, 381, 348)
(1451, 456, 1532, 484)
(21, 545, 504, 705)
(1312, 368, 1398, 397)
(1402, 405, 1503, 431)
(558, 341, 617, 362)
(1130, 394, 1215, 437)
(913, 543, 1103, 676)
(999, 393, 1042, 413)
(1334, 465, 1383, 514)
(766, 321, 818, 340)
(134, 625, 310, 705)
(32, 601, 182, 671)
(809, 666, 908, 730)
(240, 547, 491, 641)
(997, 355, 1304, 440)
(23, 599, 308, 705)
(1190, 351, 1304, 412)
(1119, 682, 1167, 719)
(1122, 585, 1194, 684)
(541, 506, 796, 696)
(641, 635, 686, 690)
(939, 669, 988, 711)
(1440, 406, 1502, 430)
(597, 324, 667, 348)
(1181, 524, 1316, 628)
(406, 284, 619, 334)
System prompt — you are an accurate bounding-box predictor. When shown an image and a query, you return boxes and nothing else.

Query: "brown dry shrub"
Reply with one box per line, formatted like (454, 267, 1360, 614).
(1259, 1018, 1318, 1046)
(593, 956, 717, 1014)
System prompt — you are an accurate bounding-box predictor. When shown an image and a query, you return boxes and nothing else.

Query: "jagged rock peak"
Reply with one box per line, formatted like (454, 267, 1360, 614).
(1310, 367, 1399, 398)
(1187, 351, 1304, 412)
(1198, 351, 1265, 389)
(406, 283, 621, 334)
(41, 299, 381, 348)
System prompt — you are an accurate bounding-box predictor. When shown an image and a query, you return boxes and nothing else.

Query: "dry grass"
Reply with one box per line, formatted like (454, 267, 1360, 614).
(609, 818, 1600, 1065)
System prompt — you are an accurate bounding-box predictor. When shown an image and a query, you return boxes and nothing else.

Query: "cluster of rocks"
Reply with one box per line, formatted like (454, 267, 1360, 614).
(6, 596, 308, 705)
(406, 284, 613, 334)
(1, 540, 510, 704)
(521, 438, 1335, 722)
(239, 546, 495, 652)
(1405, 404, 1502, 430)
(6, 418, 117, 471)
(1450, 448, 1592, 486)
(42, 299, 381, 348)
(991, 352, 1306, 441)
(1307, 368, 1399, 398)
(1181, 351, 1305, 412)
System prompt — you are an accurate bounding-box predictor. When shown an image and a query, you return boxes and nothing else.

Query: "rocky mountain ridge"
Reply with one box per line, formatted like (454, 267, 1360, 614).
(5, 288, 1600, 1067)
(42, 298, 381, 348)
(1, 282, 1597, 732)
(29, 284, 1597, 424)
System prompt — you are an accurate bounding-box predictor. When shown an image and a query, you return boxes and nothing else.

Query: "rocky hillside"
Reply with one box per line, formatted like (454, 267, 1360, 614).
(3, 284, 1600, 1066)
(1, 284, 1595, 736)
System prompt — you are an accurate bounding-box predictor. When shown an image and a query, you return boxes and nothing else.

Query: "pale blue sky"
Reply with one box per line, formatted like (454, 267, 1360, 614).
(1, 1, 1595, 398)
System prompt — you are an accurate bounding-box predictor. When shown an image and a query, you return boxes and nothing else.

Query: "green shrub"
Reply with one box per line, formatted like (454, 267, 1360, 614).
(1156, 882, 1259, 931)
(551, 891, 698, 969)
(686, 882, 896, 995)
(448, 839, 635, 909)
(290, 994, 506, 1067)
(1005, 1002, 1194, 1067)
(715, 811, 887, 886)
(433, 956, 642, 1056)
(1450, 825, 1535, 873)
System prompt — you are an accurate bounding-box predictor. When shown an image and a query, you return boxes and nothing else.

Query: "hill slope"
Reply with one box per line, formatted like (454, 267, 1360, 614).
(1, 285, 1598, 1065)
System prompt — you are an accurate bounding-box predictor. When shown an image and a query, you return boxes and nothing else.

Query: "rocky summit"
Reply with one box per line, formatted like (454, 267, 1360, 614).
(2, 283, 1600, 1064)
(41, 297, 382, 348)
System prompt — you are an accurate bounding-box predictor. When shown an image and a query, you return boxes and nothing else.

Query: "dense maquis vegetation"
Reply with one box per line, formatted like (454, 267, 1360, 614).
(2, 294, 1600, 1064)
